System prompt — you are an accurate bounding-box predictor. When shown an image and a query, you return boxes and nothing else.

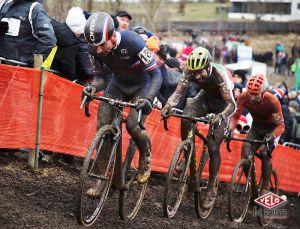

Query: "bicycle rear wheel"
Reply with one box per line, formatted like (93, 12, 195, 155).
(258, 169, 279, 227)
(228, 159, 252, 223)
(195, 148, 219, 220)
(119, 139, 148, 220)
(163, 140, 192, 218)
(76, 125, 117, 227)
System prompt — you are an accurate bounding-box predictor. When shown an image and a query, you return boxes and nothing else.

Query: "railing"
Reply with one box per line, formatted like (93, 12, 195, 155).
(283, 142, 300, 151)
(162, 21, 300, 33)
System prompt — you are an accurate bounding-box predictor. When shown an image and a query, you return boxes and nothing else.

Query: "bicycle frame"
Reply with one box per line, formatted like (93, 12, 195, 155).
(163, 109, 209, 179)
(227, 136, 268, 197)
(81, 95, 144, 190)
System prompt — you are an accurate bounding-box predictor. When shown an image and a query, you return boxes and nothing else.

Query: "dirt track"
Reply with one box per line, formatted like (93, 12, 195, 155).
(0, 153, 299, 229)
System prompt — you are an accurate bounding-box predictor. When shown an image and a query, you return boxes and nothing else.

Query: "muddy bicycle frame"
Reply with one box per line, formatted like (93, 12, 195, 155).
(82, 95, 144, 190)
(226, 136, 270, 197)
(162, 108, 212, 218)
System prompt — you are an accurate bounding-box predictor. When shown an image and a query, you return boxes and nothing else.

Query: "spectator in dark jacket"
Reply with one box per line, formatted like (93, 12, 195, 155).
(272, 84, 290, 143)
(287, 100, 300, 144)
(51, 7, 93, 83)
(232, 69, 247, 88)
(0, 0, 56, 66)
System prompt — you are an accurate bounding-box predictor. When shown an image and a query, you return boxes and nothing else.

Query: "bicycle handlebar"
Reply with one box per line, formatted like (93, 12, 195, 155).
(162, 108, 209, 131)
(226, 135, 267, 153)
(80, 95, 145, 130)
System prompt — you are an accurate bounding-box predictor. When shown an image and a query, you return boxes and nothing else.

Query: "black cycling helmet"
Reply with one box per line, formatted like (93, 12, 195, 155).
(131, 26, 148, 36)
(84, 12, 115, 46)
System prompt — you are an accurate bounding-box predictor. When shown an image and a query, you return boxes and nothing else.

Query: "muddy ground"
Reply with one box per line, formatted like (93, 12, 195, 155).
(0, 153, 299, 229)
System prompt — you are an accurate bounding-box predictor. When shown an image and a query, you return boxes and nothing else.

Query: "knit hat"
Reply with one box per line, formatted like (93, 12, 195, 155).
(234, 83, 243, 93)
(289, 100, 300, 112)
(66, 7, 87, 34)
(233, 69, 246, 84)
(157, 44, 169, 60)
(146, 36, 160, 52)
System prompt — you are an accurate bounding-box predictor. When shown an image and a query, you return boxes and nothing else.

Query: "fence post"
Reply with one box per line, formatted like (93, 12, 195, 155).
(28, 54, 44, 169)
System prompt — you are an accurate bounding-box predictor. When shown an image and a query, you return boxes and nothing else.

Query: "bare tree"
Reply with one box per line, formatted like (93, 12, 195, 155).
(86, 0, 93, 12)
(178, 0, 186, 14)
(43, 0, 171, 33)
(137, 0, 167, 32)
(108, 0, 122, 13)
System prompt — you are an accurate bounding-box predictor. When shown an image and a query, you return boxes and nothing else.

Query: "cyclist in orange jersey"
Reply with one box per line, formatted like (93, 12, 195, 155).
(228, 74, 285, 195)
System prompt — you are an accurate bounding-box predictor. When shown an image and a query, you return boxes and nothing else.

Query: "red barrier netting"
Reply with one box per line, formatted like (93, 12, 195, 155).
(0, 64, 299, 193)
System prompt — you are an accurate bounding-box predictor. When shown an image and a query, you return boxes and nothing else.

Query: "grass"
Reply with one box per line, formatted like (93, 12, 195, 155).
(121, 2, 230, 22)
(166, 2, 229, 21)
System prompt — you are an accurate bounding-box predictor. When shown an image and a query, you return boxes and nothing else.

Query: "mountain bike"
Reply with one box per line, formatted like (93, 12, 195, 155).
(162, 109, 217, 219)
(76, 95, 148, 226)
(226, 135, 279, 226)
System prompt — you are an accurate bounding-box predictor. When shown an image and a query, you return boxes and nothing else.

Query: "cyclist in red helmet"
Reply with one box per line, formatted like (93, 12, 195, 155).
(227, 74, 285, 195)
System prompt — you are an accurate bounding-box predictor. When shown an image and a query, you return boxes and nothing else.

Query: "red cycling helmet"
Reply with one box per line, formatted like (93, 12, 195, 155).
(247, 74, 268, 95)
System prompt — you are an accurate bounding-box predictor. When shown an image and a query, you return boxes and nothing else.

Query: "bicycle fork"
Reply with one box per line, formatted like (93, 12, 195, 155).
(243, 157, 257, 198)
(112, 123, 123, 191)
(181, 141, 194, 184)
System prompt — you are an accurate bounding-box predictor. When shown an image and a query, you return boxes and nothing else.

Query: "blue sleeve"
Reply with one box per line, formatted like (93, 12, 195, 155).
(32, 3, 56, 55)
(76, 37, 93, 79)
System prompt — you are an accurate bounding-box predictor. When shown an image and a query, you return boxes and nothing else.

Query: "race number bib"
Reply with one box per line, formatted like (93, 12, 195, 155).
(1, 18, 21, 36)
(138, 47, 153, 65)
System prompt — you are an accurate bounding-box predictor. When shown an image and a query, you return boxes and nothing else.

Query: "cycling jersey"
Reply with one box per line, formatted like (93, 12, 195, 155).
(167, 63, 236, 120)
(90, 30, 162, 100)
(229, 91, 285, 138)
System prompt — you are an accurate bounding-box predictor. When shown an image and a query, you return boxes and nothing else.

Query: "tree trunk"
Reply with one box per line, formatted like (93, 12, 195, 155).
(178, 0, 186, 14)
(87, 0, 93, 12)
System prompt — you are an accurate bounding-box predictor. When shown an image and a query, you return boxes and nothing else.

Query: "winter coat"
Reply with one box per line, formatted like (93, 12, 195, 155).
(158, 64, 200, 109)
(288, 111, 300, 144)
(50, 19, 92, 81)
(0, 0, 56, 66)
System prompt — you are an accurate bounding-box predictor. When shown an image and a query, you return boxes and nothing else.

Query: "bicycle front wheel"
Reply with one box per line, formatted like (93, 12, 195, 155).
(258, 169, 279, 227)
(76, 125, 117, 227)
(163, 140, 192, 218)
(119, 139, 148, 220)
(195, 148, 219, 220)
(228, 159, 252, 223)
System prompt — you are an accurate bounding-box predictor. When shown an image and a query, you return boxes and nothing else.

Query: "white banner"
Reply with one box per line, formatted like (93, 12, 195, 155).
(237, 45, 252, 63)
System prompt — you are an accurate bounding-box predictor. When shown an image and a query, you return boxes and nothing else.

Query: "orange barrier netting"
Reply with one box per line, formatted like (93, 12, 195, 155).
(0, 64, 299, 193)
